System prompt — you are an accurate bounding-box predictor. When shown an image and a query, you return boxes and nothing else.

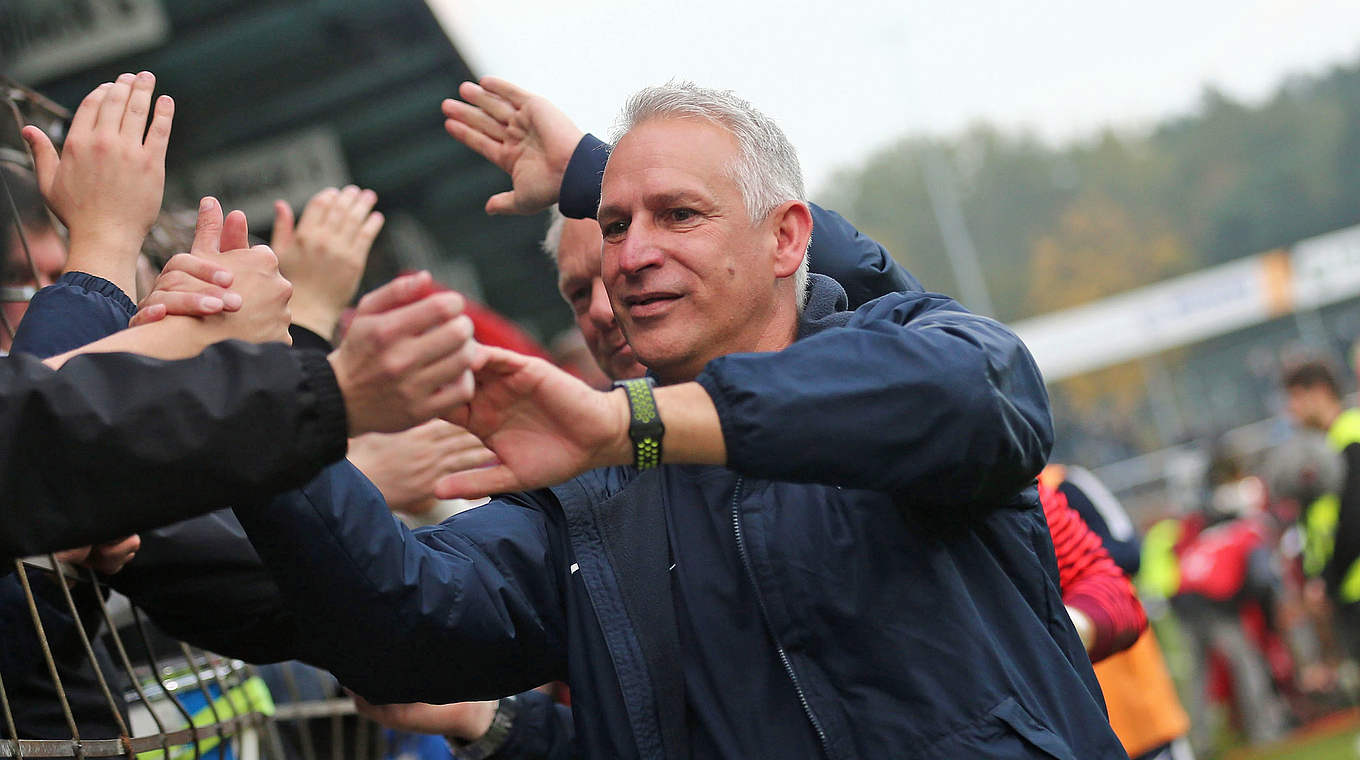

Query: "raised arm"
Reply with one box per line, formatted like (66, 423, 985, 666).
(442, 79, 920, 306)
(23, 72, 172, 299)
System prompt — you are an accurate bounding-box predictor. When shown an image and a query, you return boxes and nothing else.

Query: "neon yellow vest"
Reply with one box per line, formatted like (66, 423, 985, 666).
(1304, 408, 1360, 602)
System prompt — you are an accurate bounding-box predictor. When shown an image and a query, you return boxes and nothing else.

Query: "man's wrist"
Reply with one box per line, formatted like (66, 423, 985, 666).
(288, 299, 343, 344)
(446, 696, 516, 759)
(600, 387, 636, 469)
(65, 230, 142, 299)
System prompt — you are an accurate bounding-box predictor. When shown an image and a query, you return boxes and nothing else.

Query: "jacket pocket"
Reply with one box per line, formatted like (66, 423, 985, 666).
(914, 697, 1080, 760)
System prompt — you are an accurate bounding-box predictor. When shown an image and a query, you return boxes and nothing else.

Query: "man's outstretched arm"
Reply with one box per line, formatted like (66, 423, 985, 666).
(438, 292, 1050, 512)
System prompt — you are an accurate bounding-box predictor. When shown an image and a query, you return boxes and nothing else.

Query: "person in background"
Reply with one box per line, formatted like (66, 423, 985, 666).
(1042, 464, 1195, 760)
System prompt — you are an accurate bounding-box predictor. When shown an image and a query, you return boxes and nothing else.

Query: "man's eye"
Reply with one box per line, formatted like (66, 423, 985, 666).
(670, 208, 696, 222)
(602, 220, 628, 238)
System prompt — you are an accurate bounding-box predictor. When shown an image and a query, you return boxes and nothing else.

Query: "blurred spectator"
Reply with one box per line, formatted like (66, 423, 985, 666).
(1043, 464, 1194, 760)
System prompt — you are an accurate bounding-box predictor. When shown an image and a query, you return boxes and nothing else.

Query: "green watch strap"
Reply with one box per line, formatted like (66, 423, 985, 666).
(615, 377, 665, 469)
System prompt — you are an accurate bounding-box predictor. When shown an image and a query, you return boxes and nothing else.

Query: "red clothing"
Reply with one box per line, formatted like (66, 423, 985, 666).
(1040, 483, 1147, 662)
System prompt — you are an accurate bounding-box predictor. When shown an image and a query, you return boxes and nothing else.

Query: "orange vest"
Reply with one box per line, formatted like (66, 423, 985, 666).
(1092, 629, 1190, 757)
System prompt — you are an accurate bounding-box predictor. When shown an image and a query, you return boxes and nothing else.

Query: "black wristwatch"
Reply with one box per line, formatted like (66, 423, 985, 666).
(447, 695, 518, 760)
(614, 377, 665, 469)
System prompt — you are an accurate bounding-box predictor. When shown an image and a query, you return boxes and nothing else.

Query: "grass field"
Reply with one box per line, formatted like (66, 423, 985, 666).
(1225, 711, 1360, 760)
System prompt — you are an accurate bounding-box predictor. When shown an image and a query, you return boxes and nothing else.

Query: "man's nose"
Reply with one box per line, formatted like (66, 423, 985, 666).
(587, 278, 615, 330)
(614, 221, 665, 274)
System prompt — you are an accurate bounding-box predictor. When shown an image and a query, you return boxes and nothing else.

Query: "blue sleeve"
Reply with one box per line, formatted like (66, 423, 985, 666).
(695, 291, 1053, 510)
(10, 272, 136, 358)
(234, 461, 571, 704)
(558, 135, 921, 308)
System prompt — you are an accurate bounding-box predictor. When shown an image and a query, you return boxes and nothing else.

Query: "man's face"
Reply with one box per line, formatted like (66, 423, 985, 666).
(1286, 384, 1336, 431)
(555, 217, 645, 381)
(597, 117, 791, 382)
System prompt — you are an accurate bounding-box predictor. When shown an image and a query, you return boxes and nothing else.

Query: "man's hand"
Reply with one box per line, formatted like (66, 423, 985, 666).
(130, 197, 292, 345)
(131, 197, 248, 326)
(435, 347, 629, 498)
(442, 77, 583, 215)
(272, 185, 384, 339)
(329, 272, 481, 436)
(55, 535, 141, 576)
(351, 694, 496, 741)
(22, 72, 173, 298)
(347, 419, 497, 514)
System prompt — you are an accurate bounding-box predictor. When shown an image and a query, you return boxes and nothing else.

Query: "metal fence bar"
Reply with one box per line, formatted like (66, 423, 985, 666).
(86, 571, 172, 760)
(129, 609, 200, 760)
(12, 561, 83, 759)
(43, 557, 132, 751)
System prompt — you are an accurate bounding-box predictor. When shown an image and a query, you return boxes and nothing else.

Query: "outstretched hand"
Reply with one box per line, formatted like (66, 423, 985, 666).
(272, 185, 384, 339)
(329, 272, 482, 436)
(435, 347, 628, 499)
(22, 71, 173, 298)
(441, 77, 584, 215)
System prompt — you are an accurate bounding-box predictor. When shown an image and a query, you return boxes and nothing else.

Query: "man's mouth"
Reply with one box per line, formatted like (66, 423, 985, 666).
(622, 292, 681, 318)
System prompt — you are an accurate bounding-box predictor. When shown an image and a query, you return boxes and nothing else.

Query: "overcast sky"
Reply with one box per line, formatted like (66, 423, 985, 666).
(429, 0, 1360, 194)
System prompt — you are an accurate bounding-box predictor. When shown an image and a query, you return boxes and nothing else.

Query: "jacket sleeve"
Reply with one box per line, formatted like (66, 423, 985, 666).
(1041, 485, 1146, 662)
(0, 343, 348, 559)
(234, 460, 571, 704)
(491, 689, 577, 760)
(10, 271, 136, 356)
(103, 509, 305, 663)
(558, 134, 921, 308)
(695, 291, 1053, 510)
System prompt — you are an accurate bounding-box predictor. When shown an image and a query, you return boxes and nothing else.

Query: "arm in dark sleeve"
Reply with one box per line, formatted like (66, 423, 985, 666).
(1058, 468, 1142, 577)
(492, 689, 577, 760)
(234, 461, 570, 704)
(103, 509, 305, 662)
(10, 272, 135, 357)
(558, 135, 920, 308)
(0, 343, 347, 559)
(1325, 442, 1360, 595)
(695, 291, 1053, 509)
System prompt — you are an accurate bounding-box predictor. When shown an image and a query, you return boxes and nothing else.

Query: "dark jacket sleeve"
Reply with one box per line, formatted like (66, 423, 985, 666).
(10, 271, 136, 355)
(234, 460, 570, 704)
(1326, 442, 1360, 595)
(695, 291, 1053, 509)
(492, 689, 577, 760)
(558, 134, 921, 308)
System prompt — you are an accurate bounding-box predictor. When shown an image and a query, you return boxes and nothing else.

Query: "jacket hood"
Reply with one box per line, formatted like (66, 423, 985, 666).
(796, 273, 853, 340)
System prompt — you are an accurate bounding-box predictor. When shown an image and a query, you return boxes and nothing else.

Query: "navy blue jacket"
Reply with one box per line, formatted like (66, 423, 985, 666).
(237, 275, 1127, 759)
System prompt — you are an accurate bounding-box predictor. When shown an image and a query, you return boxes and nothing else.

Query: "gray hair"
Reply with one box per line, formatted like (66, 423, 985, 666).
(609, 81, 810, 308)
(541, 205, 567, 262)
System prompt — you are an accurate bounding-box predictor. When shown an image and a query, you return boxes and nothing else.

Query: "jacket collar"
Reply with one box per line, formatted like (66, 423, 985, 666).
(796, 273, 853, 340)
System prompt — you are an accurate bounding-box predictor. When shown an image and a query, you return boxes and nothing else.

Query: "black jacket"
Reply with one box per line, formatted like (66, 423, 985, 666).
(0, 272, 348, 560)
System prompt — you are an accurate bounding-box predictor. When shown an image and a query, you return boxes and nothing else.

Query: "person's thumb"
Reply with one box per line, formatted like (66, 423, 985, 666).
(271, 200, 296, 253)
(20, 127, 61, 213)
(484, 190, 519, 216)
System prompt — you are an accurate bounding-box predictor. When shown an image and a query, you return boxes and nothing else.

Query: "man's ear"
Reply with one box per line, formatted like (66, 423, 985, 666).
(769, 200, 813, 278)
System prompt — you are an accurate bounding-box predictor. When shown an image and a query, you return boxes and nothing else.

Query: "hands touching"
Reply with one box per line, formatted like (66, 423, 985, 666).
(272, 186, 384, 340)
(351, 694, 497, 741)
(22, 72, 173, 299)
(442, 77, 583, 215)
(347, 419, 496, 514)
(329, 272, 482, 436)
(132, 198, 293, 345)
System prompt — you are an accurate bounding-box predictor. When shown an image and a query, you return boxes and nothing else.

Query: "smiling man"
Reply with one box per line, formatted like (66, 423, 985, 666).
(237, 82, 1126, 759)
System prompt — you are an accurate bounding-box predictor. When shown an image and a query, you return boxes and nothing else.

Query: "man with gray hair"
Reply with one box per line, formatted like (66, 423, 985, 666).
(236, 81, 1126, 759)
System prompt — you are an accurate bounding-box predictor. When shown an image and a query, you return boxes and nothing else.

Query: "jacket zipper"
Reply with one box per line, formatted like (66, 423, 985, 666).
(729, 476, 832, 757)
